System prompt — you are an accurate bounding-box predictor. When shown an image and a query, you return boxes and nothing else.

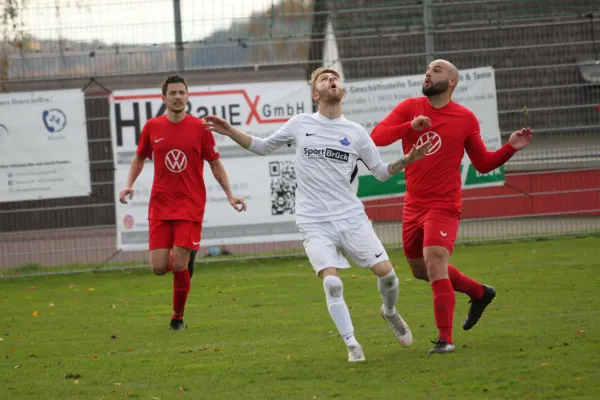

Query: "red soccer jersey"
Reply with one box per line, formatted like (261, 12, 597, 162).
(136, 114, 220, 222)
(371, 97, 516, 211)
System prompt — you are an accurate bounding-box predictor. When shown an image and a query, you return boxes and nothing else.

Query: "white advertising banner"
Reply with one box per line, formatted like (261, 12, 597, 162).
(110, 81, 311, 250)
(0, 89, 91, 202)
(342, 66, 505, 200)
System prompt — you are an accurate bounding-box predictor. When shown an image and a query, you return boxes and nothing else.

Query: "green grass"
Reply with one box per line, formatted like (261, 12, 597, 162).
(1, 236, 599, 399)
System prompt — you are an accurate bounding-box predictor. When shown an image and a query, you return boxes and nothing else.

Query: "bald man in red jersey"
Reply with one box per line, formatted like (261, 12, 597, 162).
(371, 59, 533, 354)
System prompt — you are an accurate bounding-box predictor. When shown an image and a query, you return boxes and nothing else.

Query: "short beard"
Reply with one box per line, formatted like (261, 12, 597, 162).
(422, 81, 449, 97)
(322, 88, 344, 104)
(168, 105, 186, 114)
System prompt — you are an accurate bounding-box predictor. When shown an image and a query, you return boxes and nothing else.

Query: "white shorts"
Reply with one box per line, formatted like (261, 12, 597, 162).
(297, 213, 390, 274)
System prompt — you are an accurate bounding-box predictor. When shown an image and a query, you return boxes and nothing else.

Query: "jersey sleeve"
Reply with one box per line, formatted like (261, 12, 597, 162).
(370, 98, 415, 146)
(200, 125, 220, 162)
(357, 126, 385, 169)
(464, 112, 517, 174)
(136, 122, 152, 159)
(249, 115, 298, 155)
(357, 127, 392, 181)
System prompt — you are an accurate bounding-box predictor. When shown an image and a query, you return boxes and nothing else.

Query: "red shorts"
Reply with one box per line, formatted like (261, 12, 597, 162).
(148, 219, 202, 251)
(402, 206, 461, 259)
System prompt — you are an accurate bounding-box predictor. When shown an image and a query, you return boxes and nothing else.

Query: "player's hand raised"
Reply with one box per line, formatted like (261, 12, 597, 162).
(406, 139, 432, 163)
(119, 186, 134, 204)
(508, 127, 533, 150)
(411, 115, 431, 131)
(228, 196, 247, 212)
(203, 115, 234, 136)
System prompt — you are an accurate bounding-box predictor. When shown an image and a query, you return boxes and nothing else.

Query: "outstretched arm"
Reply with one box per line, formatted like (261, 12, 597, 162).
(203, 115, 295, 156)
(359, 129, 432, 182)
(465, 123, 533, 174)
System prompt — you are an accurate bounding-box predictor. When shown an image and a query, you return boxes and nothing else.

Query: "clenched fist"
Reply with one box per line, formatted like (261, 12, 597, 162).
(411, 115, 431, 131)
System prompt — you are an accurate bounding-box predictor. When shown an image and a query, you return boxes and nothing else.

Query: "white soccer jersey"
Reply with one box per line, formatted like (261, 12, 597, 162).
(249, 112, 390, 224)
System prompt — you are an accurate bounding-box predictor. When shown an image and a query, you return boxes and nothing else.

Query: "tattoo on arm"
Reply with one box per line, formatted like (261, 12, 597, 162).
(211, 162, 232, 197)
(387, 157, 409, 176)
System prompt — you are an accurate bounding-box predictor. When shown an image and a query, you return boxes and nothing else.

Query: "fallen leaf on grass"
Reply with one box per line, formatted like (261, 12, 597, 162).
(87, 288, 96, 292)
(576, 329, 586, 336)
(540, 362, 551, 367)
(73, 380, 79, 384)
(517, 376, 525, 381)
(126, 390, 133, 396)
(231, 297, 239, 301)
(351, 275, 357, 279)
(9, 348, 15, 353)
(14, 365, 21, 369)
(40, 370, 45, 374)
(286, 354, 291, 360)
(113, 383, 122, 386)
(179, 386, 185, 393)
(92, 355, 98, 359)
(32, 311, 38, 317)
(49, 303, 55, 307)
(111, 305, 116, 309)
(69, 285, 76, 289)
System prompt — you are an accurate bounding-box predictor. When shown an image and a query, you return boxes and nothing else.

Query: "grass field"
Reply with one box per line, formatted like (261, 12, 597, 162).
(1, 236, 599, 399)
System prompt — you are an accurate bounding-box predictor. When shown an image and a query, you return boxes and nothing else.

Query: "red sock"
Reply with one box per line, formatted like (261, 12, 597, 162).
(431, 278, 456, 344)
(448, 264, 484, 300)
(167, 252, 174, 272)
(172, 269, 190, 320)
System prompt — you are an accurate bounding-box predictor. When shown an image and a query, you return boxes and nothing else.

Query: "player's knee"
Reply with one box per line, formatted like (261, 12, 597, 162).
(323, 275, 344, 298)
(411, 266, 429, 281)
(150, 262, 169, 276)
(171, 260, 187, 272)
(379, 269, 398, 288)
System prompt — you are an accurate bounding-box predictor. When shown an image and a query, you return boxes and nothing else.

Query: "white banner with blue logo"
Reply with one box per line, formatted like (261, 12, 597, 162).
(0, 89, 91, 202)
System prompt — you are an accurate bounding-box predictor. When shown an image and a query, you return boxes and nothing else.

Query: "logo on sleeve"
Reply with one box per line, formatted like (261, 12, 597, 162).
(165, 149, 188, 172)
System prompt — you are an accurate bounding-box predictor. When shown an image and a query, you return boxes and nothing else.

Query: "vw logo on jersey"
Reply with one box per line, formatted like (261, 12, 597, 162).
(165, 149, 188, 172)
(339, 135, 351, 147)
(417, 131, 442, 155)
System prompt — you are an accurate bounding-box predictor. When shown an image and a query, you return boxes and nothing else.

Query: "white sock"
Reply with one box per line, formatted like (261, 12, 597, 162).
(378, 269, 399, 317)
(323, 275, 358, 347)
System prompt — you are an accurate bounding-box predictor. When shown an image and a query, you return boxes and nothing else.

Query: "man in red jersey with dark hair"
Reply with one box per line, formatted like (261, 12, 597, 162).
(119, 75, 247, 331)
(371, 59, 533, 354)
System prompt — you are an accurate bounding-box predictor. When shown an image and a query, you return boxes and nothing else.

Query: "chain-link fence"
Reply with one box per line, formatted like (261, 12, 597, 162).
(1, 0, 599, 274)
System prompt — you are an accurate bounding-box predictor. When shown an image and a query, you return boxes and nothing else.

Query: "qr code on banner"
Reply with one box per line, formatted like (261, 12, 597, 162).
(270, 161, 296, 215)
